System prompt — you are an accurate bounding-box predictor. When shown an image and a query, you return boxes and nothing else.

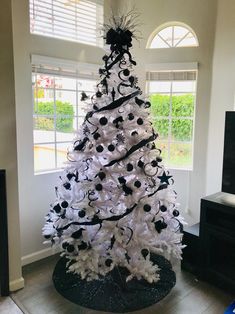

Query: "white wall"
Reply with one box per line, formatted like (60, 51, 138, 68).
(0, 0, 23, 291)
(206, 0, 235, 196)
(11, 0, 114, 263)
(117, 0, 217, 222)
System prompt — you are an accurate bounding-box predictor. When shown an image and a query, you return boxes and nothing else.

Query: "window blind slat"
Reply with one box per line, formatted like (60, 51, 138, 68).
(30, 0, 103, 46)
(146, 71, 197, 81)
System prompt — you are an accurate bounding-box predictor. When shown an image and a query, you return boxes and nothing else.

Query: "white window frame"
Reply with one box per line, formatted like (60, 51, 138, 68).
(146, 63, 198, 171)
(32, 55, 99, 174)
(147, 22, 199, 49)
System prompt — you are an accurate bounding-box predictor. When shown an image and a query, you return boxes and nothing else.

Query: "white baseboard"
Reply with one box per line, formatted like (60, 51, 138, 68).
(21, 247, 61, 266)
(10, 277, 25, 292)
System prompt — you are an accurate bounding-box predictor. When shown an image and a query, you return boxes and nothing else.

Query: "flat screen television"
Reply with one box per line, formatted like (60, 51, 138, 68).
(222, 111, 235, 196)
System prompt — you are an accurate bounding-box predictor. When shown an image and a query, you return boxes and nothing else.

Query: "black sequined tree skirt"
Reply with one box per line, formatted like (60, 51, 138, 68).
(53, 254, 176, 313)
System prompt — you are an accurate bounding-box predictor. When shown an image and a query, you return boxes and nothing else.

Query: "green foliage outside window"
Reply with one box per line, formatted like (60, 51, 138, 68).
(34, 101, 74, 132)
(150, 94, 194, 141)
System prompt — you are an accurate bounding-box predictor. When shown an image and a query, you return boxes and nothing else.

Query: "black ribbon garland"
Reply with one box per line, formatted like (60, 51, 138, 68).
(55, 204, 137, 232)
(104, 132, 157, 167)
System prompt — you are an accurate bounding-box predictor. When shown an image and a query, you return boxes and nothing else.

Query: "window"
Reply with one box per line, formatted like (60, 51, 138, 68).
(32, 56, 98, 173)
(148, 23, 198, 49)
(30, 0, 104, 47)
(147, 70, 197, 170)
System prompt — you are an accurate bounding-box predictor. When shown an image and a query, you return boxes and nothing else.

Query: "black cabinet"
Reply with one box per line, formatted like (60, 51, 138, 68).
(200, 192, 235, 292)
(181, 223, 201, 276)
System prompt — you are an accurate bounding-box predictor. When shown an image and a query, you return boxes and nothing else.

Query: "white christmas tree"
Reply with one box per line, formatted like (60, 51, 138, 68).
(43, 14, 185, 284)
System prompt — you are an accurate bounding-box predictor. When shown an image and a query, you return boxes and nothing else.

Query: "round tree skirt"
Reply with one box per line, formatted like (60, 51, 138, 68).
(53, 254, 176, 313)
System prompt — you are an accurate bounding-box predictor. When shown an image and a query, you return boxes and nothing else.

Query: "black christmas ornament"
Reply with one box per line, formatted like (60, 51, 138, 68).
(135, 97, 145, 106)
(74, 137, 89, 151)
(93, 132, 101, 140)
(78, 210, 86, 218)
(99, 117, 108, 125)
(108, 144, 115, 152)
(67, 244, 75, 253)
(111, 88, 116, 102)
(67, 173, 74, 181)
(96, 91, 102, 98)
(62, 242, 69, 249)
(72, 228, 84, 239)
(141, 248, 149, 259)
(128, 113, 134, 120)
(137, 118, 143, 125)
(158, 171, 172, 185)
(113, 116, 124, 128)
(63, 182, 71, 190)
(61, 201, 68, 209)
(123, 184, 133, 195)
(173, 209, 179, 217)
(131, 131, 138, 136)
(95, 184, 103, 191)
(160, 205, 167, 212)
(98, 172, 106, 180)
(134, 180, 141, 188)
(81, 91, 88, 101)
(102, 55, 108, 61)
(118, 176, 126, 184)
(105, 258, 113, 267)
(123, 69, 130, 76)
(143, 204, 151, 212)
(105, 27, 133, 51)
(151, 160, 158, 167)
(138, 160, 144, 168)
(53, 203, 61, 213)
(78, 241, 88, 250)
(96, 145, 104, 153)
(155, 220, 167, 233)
(127, 163, 133, 171)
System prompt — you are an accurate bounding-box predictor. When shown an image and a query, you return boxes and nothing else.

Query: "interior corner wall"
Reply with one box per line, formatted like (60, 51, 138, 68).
(206, 0, 235, 196)
(115, 0, 217, 222)
(0, 0, 23, 291)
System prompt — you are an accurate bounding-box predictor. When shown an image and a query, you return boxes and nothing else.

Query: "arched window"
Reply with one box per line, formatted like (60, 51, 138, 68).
(147, 23, 198, 49)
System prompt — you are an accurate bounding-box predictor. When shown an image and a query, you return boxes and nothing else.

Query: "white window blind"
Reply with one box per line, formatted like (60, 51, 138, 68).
(31, 54, 100, 80)
(30, 0, 104, 47)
